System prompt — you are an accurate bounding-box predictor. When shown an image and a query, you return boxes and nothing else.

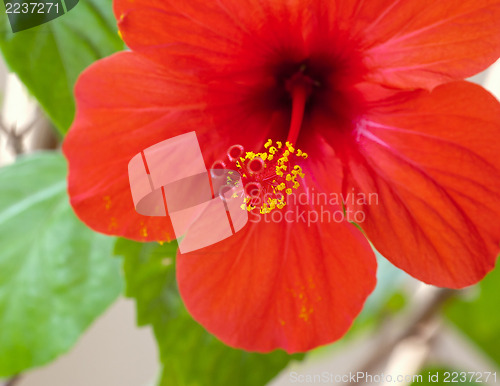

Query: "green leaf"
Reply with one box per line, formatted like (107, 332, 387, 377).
(0, 0, 124, 133)
(115, 239, 303, 386)
(0, 152, 122, 376)
(444, 260, 500, 367)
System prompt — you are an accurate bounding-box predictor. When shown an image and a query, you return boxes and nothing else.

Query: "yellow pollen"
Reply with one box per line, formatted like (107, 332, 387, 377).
(103, 196, 112, 210)
(108, 217, 118, 231)
(140, 224, 148, 238)
(299, 306, 314, 322)
(230, 139, 308, 214)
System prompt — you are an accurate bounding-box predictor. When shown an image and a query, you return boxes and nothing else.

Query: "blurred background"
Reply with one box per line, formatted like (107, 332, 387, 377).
(0, 2, 500, 385)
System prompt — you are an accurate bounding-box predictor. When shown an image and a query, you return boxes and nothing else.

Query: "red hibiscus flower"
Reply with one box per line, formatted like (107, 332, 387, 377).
(63, 0, 500, 353)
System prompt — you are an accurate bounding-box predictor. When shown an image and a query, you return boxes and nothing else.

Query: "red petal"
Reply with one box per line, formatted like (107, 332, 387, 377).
(114, 0, 256, 72)
(343, 81, 500, 288)
(351, 0, 500, 89)
(115, 0, 500, 91)
(116, 6, 241, 72)
(176, 201, 377, 353)
(63, 52, 207, 241)
(113, 0, 314, 74)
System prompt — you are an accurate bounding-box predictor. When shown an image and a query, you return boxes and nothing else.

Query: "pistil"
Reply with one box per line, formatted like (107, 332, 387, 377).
(285, 71, 314, 144)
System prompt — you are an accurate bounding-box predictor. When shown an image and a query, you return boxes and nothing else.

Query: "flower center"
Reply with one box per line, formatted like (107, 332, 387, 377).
(211, 140, 308, 214)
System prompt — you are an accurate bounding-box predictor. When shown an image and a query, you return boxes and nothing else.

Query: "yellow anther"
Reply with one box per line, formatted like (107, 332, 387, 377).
(260, 204, 271, 214)
(291, 165, 305, 178)
(232, 140, 309, 214)
(241, 202, 257, 212)
(285, 143, 295, 153)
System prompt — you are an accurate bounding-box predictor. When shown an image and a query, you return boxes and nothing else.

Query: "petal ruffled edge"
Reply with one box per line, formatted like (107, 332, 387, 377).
(343, 81, 500, 288)
(177, 199, 377, 353)
(63, 52, 207, 241)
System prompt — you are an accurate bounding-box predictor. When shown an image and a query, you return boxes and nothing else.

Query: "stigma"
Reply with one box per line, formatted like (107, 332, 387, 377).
(212, 139, 308, 214)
